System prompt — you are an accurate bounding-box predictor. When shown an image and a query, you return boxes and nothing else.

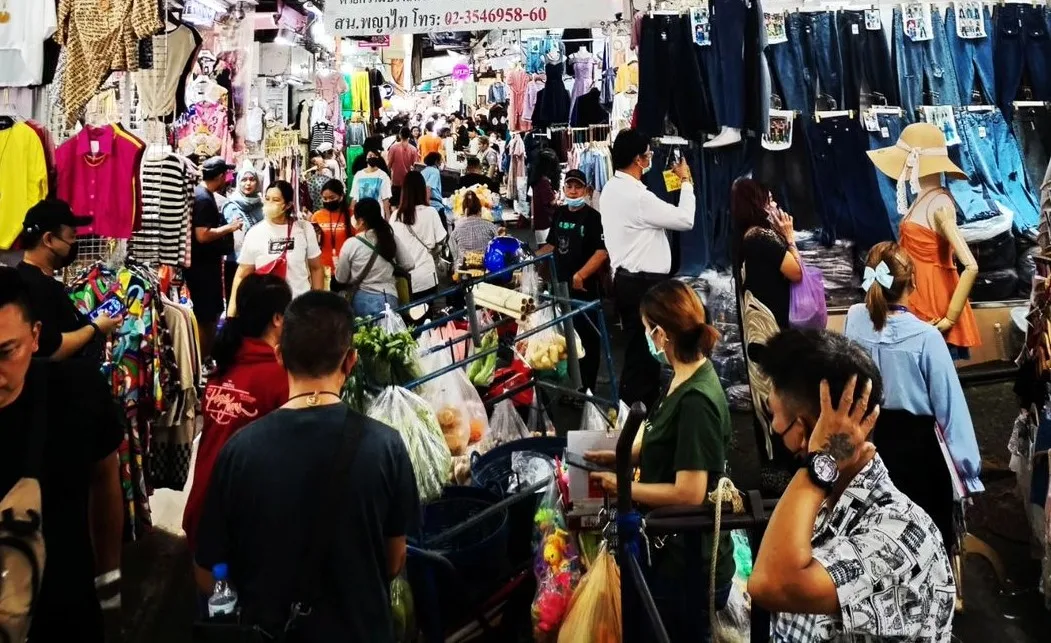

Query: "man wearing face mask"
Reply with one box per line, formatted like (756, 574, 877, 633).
(16, 199, 123, 361)
(539, 170, 608, 397)
(599, 128, 694, 410)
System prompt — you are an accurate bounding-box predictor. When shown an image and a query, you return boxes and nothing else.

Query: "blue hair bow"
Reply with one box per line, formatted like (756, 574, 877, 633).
(862, 261, 894, 292)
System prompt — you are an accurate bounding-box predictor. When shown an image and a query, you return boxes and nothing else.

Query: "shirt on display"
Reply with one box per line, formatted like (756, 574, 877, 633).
(56, 124, 146, 239)
(351, 169, 393, 203)
(599, 171, 695, 274)
(130, 154, 195, 267)
(0, 122, 49, 248)
(132, 24, 200, 119)
(238, 219, 322, 297)
(0, 0, 57, 86)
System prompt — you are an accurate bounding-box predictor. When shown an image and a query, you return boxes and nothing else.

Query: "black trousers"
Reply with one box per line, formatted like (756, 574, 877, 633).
(575, 305, 601, 394)
(615, 269, 667, 412)
(637, 14, 716, 140)
(837, 9, 898, 111)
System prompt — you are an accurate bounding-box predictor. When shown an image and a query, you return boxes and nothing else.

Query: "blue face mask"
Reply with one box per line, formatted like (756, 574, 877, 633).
(645, 327, 668, 365)
(564, 196, 587, 208)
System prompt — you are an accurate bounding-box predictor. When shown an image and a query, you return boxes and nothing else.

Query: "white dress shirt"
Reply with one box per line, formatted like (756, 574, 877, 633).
(598, 171, 695, 274)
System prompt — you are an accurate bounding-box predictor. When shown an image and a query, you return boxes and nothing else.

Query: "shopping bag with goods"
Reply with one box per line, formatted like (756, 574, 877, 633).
(367, 386, 452, 502)
(421, 368, 490, 456)
(557, 544, 622, 643)
(532, 477, 582, 639)
(516, 304, 584, 372)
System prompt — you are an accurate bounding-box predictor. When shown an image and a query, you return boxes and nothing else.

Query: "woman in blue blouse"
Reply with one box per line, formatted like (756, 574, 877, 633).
(844, 241, 982, 555)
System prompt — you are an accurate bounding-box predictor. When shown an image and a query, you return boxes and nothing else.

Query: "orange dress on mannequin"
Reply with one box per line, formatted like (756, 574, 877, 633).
(899, 221, 981, 349)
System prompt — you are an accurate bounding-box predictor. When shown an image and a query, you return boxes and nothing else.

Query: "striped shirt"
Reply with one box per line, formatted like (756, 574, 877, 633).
(129, 154, 194, 266)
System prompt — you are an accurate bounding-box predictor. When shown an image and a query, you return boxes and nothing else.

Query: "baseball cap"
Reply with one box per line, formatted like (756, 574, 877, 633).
(564, 169, 588, 187)
(201, 156, 236, 180)
(22, 199, 92, 237)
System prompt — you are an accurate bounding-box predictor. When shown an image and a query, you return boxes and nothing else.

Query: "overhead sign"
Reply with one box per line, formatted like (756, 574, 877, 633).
(325, 0, 616, 36)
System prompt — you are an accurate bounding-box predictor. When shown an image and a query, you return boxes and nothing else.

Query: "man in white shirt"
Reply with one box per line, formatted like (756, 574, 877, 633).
(599, 128, 694, 409)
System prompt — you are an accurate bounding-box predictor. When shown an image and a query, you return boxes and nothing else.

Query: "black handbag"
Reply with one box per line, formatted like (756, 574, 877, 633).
(192, 409, 364, 642)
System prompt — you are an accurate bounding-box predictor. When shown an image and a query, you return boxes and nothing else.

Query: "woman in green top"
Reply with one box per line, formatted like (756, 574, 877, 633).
(586, 280, 736, 642)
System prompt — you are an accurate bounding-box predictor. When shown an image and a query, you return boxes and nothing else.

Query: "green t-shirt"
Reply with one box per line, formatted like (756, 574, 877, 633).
(638, 360, 735, 587)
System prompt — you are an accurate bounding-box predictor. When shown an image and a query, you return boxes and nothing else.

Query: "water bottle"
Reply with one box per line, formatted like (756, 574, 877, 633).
(207, 563, 238, 619)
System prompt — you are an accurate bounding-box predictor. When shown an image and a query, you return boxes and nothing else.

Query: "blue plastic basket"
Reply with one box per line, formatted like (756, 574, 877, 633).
(413, 486, 509, 575)
(470, 436, 567, 497)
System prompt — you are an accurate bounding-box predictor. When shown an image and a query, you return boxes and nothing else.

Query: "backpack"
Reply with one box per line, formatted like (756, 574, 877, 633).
(0, 363, 47, 643)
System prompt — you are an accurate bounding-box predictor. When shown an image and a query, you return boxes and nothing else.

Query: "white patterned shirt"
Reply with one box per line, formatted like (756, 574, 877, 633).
(773, 455, 955, 642)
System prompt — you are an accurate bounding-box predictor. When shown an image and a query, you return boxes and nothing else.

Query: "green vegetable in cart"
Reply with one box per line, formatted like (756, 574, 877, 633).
(467, 329, 499, 386)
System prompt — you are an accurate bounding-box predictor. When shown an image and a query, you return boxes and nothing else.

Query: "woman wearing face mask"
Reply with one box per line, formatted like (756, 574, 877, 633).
(350, 150, 394, 219)
(310, 179, 356, 278)
(538, 169, 607, 398)
(221, 165, 265, 299)
(228, 181, 324, 315)
(584, 280, 735, 643)
(333, 198, 416, 317)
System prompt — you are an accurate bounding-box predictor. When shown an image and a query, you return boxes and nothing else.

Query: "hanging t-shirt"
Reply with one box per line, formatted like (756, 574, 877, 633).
(238, 219, 322, 297)
(133, 24, 200, 118)
(351, 168, 393, 204)
(0, 0, 57, 86)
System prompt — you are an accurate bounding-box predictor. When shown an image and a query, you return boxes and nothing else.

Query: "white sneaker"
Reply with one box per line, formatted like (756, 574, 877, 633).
(703, 127, 742, 148)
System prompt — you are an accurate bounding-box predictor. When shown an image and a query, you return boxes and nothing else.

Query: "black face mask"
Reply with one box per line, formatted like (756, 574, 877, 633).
(367, 157, 381, 168)
(51, 238, 78, 268)
(323, 200, 341, 212)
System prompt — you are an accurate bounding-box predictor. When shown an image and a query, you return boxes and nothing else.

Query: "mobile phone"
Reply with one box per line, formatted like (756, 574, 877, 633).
(89, 296, 126, 322)
(565, 451, 613, 474)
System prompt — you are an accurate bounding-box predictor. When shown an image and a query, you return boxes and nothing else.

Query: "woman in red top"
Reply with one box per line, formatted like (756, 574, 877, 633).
(183, 273, 292, 552)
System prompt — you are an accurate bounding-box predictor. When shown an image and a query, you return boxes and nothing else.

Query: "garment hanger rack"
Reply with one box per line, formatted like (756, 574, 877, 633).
(814, 110, 855, 122)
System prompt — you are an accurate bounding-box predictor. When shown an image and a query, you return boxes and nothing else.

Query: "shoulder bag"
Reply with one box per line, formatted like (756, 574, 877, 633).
(255, 220, 296, 281)
(404, 223, 452, 280)
(192, 409, 365, 643)
(0, 362, 48, 643)
(342, 237, 382, 303)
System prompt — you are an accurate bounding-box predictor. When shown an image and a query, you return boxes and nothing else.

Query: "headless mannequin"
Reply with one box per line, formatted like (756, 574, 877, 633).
(901, 174, 978, 333)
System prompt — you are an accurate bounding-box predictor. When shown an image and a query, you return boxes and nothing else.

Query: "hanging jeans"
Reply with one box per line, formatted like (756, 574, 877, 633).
(701, 144, 752, 271)
(1011, 105, 1051, 190)
(945, 4, 996, 105)
(767, 11, 842, 113)
(946, 107, 1003, 224)
(994, 3, 1051, 118)
(837, 10, 899, 111)
(638, 14, 716, 139)
(805, 116, 894, 249)
(956, 108, 1041, 234)
(699, 0, 747, 129)
(755, 115, 821, 232)
(866, 112, 906, 235)
(893, 7, 961, 121)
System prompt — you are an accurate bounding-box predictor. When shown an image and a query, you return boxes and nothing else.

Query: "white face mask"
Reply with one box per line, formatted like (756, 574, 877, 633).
(638, 155, 652, 175)
(263, 203, 283, 220)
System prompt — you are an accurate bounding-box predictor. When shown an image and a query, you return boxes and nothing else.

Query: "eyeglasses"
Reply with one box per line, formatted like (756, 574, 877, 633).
(772, 417, 802, 438)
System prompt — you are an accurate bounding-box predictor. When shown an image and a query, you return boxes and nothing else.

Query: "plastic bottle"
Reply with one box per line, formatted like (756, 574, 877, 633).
(207, 563, 239, 619)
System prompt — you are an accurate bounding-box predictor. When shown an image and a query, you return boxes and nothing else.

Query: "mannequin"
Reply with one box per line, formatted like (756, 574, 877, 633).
(868, 123, 981, 354)
(568, 46, 599, 123)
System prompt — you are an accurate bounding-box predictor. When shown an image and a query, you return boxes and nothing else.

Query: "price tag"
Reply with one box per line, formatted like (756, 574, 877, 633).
(863, 110, 879, 132)
(881, 126, 890, 139)
(663, 170, 683, 192)
(851, 24, 859, 35)
(978, 126, 987, 138)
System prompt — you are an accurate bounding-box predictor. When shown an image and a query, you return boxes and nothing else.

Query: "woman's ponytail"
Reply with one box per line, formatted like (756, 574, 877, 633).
(865, 281, 890, 332)
(863, 241, 915, 332)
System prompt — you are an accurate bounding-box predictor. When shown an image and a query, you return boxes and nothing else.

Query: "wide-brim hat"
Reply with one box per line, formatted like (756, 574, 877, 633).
(866, 122, 967, 181)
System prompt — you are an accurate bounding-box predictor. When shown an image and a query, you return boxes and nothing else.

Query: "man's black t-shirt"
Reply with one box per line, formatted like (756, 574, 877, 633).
(0, 359, 123, 642)
(196, 405, 420, 642)
(458, 173, 499, 193)
(547, 204, 606, 297)
(187, 185, 230, 320)
(15, 261, 91, 358)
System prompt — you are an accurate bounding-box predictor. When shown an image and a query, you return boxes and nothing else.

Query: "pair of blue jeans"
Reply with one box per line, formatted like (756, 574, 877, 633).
(945, 108, 1002, 225)
(352, 290, 398, 319)
(946, 4, 996, 104)
(699, 0, 747, 129)
(893, 7, 962, 121)
(1011, 105, 1051, 191)
(806, 116, 894, 248)
(766, 11, 842, 113)
(837, 9, 898, 110)
(638, 14, 716, 139)
(994, 3, 1051, 118)
(956, 109, 1041, 234)
(866, 112, 906, 235)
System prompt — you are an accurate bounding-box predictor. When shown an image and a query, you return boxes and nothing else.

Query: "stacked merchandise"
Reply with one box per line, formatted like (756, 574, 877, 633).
(795, 230, 860, 309)
(680, 272, 750, 411)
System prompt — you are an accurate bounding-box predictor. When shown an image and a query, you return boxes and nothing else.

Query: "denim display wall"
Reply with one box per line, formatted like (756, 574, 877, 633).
(893, 6, 962, 117)
(837, 10, 899, 111)
(636, 13, 716, 140)
(766, 11, 844, 114)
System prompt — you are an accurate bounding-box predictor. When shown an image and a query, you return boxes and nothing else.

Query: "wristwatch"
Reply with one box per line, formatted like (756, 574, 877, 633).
(806, 451, 839, 492)
(89, 321, 101, 336)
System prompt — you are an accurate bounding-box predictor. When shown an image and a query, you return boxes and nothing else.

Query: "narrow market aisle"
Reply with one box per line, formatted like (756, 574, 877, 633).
(122, 384, 1051, 641)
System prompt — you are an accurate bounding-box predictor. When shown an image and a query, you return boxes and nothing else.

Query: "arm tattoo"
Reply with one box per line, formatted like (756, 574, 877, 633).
(822, 434, 856, 462)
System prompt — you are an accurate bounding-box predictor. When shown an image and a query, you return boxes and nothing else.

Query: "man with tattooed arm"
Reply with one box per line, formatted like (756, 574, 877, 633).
(748, 329, 955, 642)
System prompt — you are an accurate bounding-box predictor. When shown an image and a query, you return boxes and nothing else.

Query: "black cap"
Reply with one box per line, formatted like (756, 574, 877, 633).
(22, 199, 92, 237)
(201, 156, 236, 180)
(564, 169, 588, 187)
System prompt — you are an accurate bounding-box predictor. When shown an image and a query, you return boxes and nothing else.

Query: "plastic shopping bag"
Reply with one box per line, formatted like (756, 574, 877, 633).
(517, 304, 584, 373)
(421, 368, 489, 455)
(788, 264, 828, 330)
(532, 477, 582, 639)
(557, 544, 622, 643)
(390, 574, 416, 643)
(579, 391, 614, 433)
(480, 399, 531, 452)
(367, 386, 452, 502)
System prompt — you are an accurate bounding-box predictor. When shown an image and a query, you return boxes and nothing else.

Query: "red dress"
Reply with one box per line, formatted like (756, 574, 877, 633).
(182, 338, 288, 552)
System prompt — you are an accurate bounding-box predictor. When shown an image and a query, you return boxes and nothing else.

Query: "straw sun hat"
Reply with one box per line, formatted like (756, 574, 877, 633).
(866, 122, 967, 215)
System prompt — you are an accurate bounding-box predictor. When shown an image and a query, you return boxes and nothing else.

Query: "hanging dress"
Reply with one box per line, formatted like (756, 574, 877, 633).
(538, 60, 571, 126)
(568, 56, 597, 122)
(899, 220, 981, 350)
